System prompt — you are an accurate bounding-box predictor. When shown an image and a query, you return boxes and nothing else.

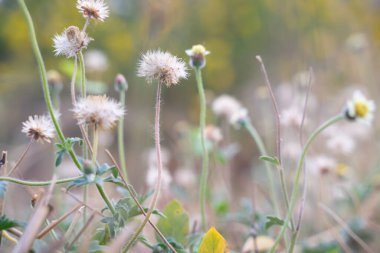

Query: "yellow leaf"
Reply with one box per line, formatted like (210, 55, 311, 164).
(198, 227, 227, 253)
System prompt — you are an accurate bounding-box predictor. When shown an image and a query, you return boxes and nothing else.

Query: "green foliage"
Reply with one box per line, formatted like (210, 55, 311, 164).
(259, 155, 280, 166)
(153, 238, 187, 253)
(156, 200, 190, 245)
(55, 137, 83, 167)
(0, 215, 20, 230)
(303, 242, 342, 253)
(265, 216, 284, 230)
(98, 191, 163, 239)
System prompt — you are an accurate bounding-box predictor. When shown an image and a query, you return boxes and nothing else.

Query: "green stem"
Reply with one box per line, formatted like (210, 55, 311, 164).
(123, 83, 163, 252)
(17, 0, 65, 143)
(96, 183, 116, 215)
(195, 67, 209, 231)
(243, 121, 280, 216)
(270, 114, 344, 253)
(18, 0, 115, 218)
(118, 91, 128, 181)
(78, 51, 89, 222)
(0, 176, 81, 186)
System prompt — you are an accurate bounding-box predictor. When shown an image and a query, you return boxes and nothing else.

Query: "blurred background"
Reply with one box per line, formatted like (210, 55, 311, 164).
(1, 0, 380, 251)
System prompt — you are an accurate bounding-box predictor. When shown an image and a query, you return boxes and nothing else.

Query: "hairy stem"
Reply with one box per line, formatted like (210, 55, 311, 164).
(0, 176, 81, 186)
(270, 114, 344, 253)
(7, 140, 33, 176)
(195, 67, 209, 231)
(123, 83, 163, 252)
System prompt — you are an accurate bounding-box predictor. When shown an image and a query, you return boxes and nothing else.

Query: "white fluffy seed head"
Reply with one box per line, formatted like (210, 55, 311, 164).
(137, 50, 188, 87)
(53, 26, 92, 58)
(22, 115, 55, 143)
(76, 0, 109, 21)
(72, 95, 125, 130)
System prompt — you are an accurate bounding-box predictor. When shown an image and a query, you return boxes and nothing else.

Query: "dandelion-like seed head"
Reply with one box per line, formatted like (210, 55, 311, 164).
(22, 115, 55, 143)
(137, 50, 188, 87)
(76, 0, 109, 22)
(185, 44, 210, 69)
(53, 26, 92, 58)
(72, 95, 124, 130)
(212, 94, 249, 127)
(345, 90, 375, 125)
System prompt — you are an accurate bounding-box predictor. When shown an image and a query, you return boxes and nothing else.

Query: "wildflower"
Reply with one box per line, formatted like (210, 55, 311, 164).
(114, 73, 128, 92)
(185, 44, 210, 69)
(137, 50, 188, 87)
(76, 0, 109, 22)
(72, 95, 124, 130)
(335, 163, 349, 178)
(22, 115, 55, 143)
(212, 95, 242, 120)
(309, 155, 336, 175)
(326, 133, 355, 155)
(345, 90, 375, 125)
(204, 125, 223, 144)
(212, 95, 249, 127)
(281, 106, 304, 127)
(84, 49, 109, 72)
(53, 26, 92, 58)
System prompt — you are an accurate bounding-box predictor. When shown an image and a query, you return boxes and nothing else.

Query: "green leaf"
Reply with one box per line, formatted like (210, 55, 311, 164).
(0, 215, 20, 230)
(156, 200, 190, 245)
(198, 227, 227, 253)
(259, 155, 280, 166)
(265, 216, 284, 230)
(153, 238, 187, 253)
(55, 149, 66, 167)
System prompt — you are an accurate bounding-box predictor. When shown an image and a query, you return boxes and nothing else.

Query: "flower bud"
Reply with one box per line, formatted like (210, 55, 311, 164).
(114, 73, 128, 92)
(185, 44, 210, 69)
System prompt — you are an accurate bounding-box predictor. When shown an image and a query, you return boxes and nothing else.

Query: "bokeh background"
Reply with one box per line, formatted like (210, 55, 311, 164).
(1, 0, 380, 251)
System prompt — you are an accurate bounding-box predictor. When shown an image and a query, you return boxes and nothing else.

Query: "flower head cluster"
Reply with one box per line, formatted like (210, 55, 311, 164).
(72, 95, 124, 130)
(53, 26, 92, 58)
(76, 0, 109, 22)
(137, 50, 188, 87)
(185, 44, 210, 69)
(22, 115, 55, 143)
(212, 94, 249, 126)
(204, 125, 223, 144)
(345, 90, 375, 125)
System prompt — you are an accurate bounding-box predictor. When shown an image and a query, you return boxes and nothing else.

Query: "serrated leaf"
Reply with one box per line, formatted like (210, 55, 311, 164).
(265, 216, 284, 230)
(156, 200, 189, 245)
(0, 215, 20, 230)
(198, 227, 227, 253)
(259, 155, 280, 166)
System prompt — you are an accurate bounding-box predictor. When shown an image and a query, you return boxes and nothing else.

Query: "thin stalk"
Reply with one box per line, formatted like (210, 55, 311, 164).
(123, 83, 163, 252)
(96, 184, 115, 215)
(270, 114, 344, 253)
(17, 0, 65, 142)
(18, 0, 115, 220)
(105, 149, 177, 253)
(194, 67, 209, 231)
(0, 176, 81, 186)
(7, 141, 33, 176)
(118, 90, 128, 181)
(243, 121, 280, 216)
